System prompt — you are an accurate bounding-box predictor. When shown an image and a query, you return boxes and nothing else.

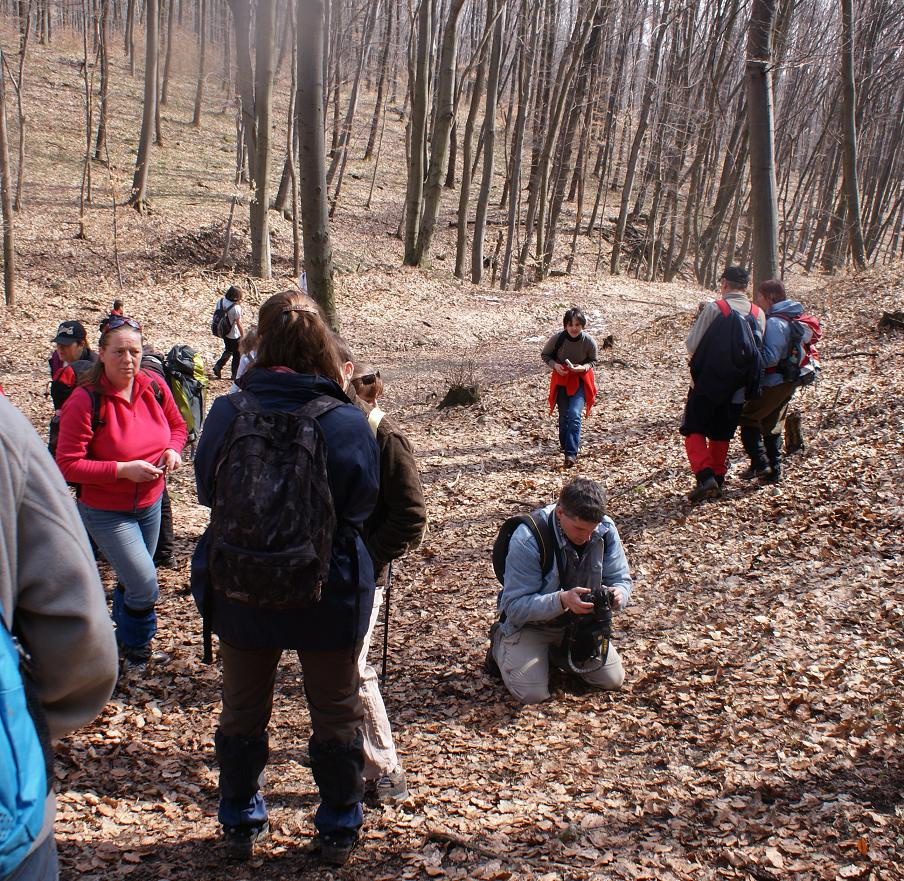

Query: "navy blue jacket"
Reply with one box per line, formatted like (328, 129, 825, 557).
(191, 369, 380, 651)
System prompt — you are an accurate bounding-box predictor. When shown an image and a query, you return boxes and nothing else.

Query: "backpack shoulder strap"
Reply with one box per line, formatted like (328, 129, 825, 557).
(750, 303, 761, 321)
(297, 395, 344, 420)
(525, 508, 560, 579)
(553, 330, 569, 361)
(715, 299, 731, 317)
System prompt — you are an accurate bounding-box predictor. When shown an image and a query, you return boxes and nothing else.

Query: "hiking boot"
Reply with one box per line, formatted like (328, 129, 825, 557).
(564, 455, 576, 468)
(738, 464, 758, 480)
(153, 554, 177, 569)
(714, 474, 725, 488)
(120, 644, 170, 670)
(759, 466, 781, 485)
(370, 767, 408, 804)
(317, 830, 358, 866)
(687, 475, 721, 503)
(484, 621, 502, 679)
(222, 821, 268, 860)
(484, 645, 502, 679)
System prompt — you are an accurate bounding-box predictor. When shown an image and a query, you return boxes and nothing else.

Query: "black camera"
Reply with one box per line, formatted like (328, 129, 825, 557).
(566, 588, 613, 672)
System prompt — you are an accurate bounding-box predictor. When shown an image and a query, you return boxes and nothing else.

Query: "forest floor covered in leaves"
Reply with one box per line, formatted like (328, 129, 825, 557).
(0, 25, 902, 881)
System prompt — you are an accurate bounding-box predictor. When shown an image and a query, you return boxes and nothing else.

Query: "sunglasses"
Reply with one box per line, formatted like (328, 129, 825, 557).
(104, 316, 142, 332)
(356, 371, 380, 385)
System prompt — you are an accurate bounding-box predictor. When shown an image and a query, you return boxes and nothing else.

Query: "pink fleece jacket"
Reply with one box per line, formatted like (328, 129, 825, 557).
(56, 370, 187, 511)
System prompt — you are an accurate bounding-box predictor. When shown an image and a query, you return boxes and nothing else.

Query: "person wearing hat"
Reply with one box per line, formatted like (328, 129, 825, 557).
(47, 321, 98, 455)
(681, 266, 765, 502)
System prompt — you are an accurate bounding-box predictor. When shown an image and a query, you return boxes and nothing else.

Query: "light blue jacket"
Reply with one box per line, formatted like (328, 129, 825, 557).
(762, 299, 804, 388)
(497, 504, 632, 637)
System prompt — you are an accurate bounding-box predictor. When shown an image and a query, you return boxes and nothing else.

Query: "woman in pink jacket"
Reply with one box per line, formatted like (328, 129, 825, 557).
(56, 317, 187, 666)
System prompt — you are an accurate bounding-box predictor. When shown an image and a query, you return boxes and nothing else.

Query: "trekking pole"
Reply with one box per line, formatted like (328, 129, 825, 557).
(380, 562, 393, 686)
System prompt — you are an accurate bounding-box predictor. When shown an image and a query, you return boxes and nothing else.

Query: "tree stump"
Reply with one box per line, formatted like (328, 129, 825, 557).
(438, 384, 481, 409)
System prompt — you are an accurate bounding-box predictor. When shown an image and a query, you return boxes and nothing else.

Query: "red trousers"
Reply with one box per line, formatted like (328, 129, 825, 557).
(684, 434, 730, 477)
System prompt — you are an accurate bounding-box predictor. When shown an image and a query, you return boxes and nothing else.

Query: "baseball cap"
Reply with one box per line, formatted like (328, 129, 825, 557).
(52, 321, 87, 345)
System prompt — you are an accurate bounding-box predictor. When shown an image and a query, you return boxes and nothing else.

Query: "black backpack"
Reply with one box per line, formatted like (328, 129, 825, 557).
(210, 298, 235, 338)
(689, 299, 764, 403)
(204, 392, 341, 656)
(47, 359, 96, 456)
(492, 508, 560, 585)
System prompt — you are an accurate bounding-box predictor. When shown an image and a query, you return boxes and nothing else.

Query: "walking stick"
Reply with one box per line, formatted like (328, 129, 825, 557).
(380, 561, 393, 685)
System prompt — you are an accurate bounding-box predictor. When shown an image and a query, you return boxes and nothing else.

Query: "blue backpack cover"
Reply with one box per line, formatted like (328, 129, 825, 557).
(689, 299, 764, 403)
(0, 601, 47, 876)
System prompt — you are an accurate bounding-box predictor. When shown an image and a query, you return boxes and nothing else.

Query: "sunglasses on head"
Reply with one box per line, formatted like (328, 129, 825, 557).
(357, 370, 380, 385)
(104, 316, 142, 332)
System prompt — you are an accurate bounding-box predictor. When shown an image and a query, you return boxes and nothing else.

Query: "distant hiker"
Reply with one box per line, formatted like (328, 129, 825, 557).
(191, 292, 379, 866)
(228, 323, 259, 393)
(1, 395, 118, 881)
(211, 286, 244, 380)
(334, 339, 427, 804)
(489, 477, 632, 705)
(739, 279, 822, 484)
(55, 317, 187, 668)
(47, 320, 98, 455)
(541, 307, 598, 468)
(681, 266, 765, 503)
(98, 299, 125, 334)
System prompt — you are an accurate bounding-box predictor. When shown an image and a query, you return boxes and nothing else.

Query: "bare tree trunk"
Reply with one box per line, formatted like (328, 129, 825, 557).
(227, 0, 257, 182)
(746, 0, 780, 286)
(192, 0, 207, 126)
(125, 0, 135, 76)
(501, 0, 539, 289)
(326, 0, 379, 203)
(94, 0, 109, 159)
(250, 0, 276, 278)
(297, 0, 337, 326)
(78, 0, 93, 237)
(10, 0, 30, 211)
(0, 51, 15, 304)
(471, 0, 503, 284)
(610, 0, 670, 275)
(414, 0, 467, 265)
(839, 0, 866, 269)
(161, 0, 175, 104)
(403, 0, 432, 265)
(129, 0, 159, 211)
(454, 15, 489, 278)
(364, 0, 393, 160)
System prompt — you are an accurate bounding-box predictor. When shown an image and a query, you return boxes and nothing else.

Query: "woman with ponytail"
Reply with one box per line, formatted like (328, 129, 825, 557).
(191, 291, 379, 866)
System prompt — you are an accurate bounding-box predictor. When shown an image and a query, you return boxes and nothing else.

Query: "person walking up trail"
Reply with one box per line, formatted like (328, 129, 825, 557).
(541, 308, 598, 468)
(681, 266, 765, 503)
(212, 286, 244, 381)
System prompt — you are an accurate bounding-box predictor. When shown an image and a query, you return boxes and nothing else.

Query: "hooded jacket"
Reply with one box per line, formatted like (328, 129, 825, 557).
(0, 396, 118, 857)
(191, 368, 380, 651)
(55, 370, 187, 511)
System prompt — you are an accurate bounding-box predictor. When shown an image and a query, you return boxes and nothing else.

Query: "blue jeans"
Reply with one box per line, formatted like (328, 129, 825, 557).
(556, 385, 585, 457)
(78, 497, 161, 648)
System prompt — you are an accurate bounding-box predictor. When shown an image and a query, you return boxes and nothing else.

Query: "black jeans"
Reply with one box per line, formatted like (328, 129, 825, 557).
(214, 337, 240, 379)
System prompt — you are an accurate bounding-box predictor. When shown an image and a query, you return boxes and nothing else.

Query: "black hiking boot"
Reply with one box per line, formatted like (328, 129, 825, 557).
(222, 821, 269, 860)
(688, 469, 721, 503)
(317, 831, 358, 866)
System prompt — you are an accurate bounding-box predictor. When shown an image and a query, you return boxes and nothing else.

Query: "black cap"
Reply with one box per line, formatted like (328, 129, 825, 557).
(720, 266, 749, 286)
(52, 321, 87, 345)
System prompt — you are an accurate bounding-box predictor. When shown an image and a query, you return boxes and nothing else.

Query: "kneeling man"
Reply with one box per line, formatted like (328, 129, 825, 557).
(491, 477, 632, 704)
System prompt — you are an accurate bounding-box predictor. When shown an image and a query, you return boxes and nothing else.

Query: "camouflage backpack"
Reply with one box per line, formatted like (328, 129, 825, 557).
(207, 391, 340, 611)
